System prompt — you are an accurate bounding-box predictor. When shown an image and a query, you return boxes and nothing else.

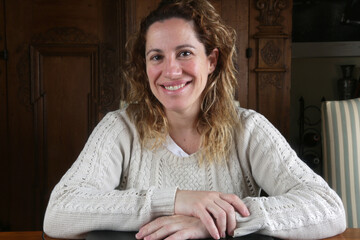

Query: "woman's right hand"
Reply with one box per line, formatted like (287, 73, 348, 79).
(174, 190, 250, 239)
(136, 215, 211, 240)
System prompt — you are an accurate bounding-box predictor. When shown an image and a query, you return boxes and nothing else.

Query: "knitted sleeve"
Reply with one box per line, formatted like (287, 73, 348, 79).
(233, 111, 346, 239)
(43, 110, 177, 239)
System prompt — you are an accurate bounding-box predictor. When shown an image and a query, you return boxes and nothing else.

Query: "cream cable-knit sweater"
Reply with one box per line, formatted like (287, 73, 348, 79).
(43, 108, 346, 239)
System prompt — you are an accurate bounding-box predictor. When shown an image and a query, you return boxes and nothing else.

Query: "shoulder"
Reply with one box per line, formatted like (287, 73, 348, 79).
(101, 108, 134, 129)
(91, 108, 138, 142)
(102, 108, 128, 121)
(234, 107, 285, 148)
(235, 107, 272, 132)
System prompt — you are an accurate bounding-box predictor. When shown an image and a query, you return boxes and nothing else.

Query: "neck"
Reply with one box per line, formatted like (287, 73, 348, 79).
(165, 109, 201, 155)
(165, 103, 201, 130)
(167, 112, 197, 131)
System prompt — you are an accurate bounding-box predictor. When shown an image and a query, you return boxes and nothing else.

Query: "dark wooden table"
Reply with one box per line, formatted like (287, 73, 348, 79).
(0, 228, 359, 240)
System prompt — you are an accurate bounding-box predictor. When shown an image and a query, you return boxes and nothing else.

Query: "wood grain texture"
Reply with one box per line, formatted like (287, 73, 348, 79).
(0, 0, 122, 231)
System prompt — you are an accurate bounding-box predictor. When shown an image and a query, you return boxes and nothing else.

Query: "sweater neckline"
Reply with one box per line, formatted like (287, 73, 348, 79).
(156, 145, 201, 163)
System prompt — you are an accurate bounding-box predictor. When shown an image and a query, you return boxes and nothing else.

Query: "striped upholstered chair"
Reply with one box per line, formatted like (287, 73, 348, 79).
(321, 97, 360, 228)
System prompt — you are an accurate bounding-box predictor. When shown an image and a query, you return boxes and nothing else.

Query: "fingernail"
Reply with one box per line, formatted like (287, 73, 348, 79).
(135, 232, 141, 239)
(216, 233, 220, 239)
(221, 232, 226, 238)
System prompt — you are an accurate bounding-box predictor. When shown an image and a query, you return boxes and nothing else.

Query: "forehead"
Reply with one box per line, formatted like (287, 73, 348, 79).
(145, 18, 202, 49)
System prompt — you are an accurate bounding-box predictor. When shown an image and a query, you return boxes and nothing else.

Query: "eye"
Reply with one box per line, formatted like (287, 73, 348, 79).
(150, 54, 163, 61)
(178, 50, 192, 58)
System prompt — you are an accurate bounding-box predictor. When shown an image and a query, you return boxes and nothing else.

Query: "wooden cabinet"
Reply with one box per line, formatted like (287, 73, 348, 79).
(0, 0, 124, 231)
(0, 0, 292, 231)
(248, 0, 292, 138)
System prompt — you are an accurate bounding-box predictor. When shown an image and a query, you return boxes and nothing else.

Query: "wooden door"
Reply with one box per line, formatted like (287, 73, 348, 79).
(0, 0, 125, 231)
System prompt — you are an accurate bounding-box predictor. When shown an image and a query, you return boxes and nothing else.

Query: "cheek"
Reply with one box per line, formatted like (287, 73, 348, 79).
(182, 61, 199, 75)
(146, 65, 160, 84)
(183, 59, 209, 78)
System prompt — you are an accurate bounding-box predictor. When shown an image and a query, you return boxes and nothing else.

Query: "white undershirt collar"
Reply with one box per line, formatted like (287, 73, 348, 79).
(164, 135, 189, 157)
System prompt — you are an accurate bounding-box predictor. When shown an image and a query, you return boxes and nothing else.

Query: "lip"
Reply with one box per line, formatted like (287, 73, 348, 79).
(161, 80, 190, 87)
(159, 80, 192, 94)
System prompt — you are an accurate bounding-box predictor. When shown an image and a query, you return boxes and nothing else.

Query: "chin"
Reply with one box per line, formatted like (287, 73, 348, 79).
(164, 106, 186, 112)
(162, 103, 189, 112)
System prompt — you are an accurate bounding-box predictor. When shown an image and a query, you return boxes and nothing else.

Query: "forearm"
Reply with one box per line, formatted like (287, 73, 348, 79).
(236, 111, 346, 239)
(44, 185, 177, 239)
(233, 187, 346, 239)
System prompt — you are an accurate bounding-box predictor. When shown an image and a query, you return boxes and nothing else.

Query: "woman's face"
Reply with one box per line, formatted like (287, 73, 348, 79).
(145, 17, 218, 116)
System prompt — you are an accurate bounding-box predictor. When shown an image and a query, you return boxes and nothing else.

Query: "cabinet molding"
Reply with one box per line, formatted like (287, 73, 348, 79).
(250, 0, 292, 137)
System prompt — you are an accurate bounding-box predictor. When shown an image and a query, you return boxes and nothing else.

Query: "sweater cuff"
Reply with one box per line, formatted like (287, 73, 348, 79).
(151, 187, 178, 216)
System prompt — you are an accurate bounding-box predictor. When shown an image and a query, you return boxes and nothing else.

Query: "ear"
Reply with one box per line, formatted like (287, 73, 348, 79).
(207, 48, 219, 74)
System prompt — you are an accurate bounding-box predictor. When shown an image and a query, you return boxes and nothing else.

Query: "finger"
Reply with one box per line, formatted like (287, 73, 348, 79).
(143, 223, 181, 240)
(164, 229, 189, 240)
(215, 199, 236, 236)
(165, 228, 200, 240)
(195, 209, 220, 239)
(136, 217, 173, 239)
(206, 203, 227, 238)
(220, 194, 250, 217)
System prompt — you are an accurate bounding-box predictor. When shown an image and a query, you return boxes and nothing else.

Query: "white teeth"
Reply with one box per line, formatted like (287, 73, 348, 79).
(164, 83, 186, 91)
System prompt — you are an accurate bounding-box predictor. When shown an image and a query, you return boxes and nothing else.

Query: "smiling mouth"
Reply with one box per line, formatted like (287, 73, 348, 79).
(162, 81, 191, 91)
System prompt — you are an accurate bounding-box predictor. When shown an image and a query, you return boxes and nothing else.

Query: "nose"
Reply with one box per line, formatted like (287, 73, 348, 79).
(164, 56, 182, 79)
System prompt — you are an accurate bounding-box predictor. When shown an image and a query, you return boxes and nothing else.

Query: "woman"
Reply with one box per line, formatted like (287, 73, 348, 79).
(43, 0, 346, 239)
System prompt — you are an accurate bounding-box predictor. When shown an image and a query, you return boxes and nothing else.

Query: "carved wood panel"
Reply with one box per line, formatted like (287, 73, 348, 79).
(249, 0, 292, 137)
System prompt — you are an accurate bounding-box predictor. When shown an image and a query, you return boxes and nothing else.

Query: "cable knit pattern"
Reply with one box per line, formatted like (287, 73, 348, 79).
(43, 108, 346, 239)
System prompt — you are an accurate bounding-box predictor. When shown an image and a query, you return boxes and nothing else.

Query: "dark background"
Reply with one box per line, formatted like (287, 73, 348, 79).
(292, 0, 360, 42)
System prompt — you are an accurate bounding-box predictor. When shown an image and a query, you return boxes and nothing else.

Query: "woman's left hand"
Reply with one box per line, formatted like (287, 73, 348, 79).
(135, 215, 211, 240)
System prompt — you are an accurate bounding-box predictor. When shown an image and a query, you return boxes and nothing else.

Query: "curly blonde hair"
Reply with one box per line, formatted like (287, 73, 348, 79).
(123, 0, 239, 163)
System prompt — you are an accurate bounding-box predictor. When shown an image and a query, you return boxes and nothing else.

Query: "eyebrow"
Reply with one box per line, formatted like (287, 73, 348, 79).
(146, 44, 196, 56)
